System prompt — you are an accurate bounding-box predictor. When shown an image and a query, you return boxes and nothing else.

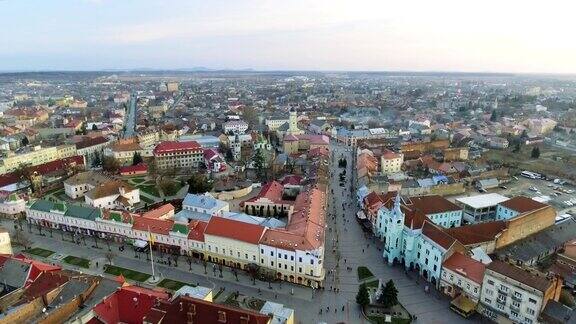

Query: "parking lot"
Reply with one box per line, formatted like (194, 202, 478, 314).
(487, 176, 576, 214)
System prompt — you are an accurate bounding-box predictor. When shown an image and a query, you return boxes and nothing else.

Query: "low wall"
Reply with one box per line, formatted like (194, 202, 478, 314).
(213, 184, 253, 201)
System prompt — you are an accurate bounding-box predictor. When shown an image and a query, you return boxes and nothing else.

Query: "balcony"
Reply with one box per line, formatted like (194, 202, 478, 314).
(509, 304, 521, 313)
(497, 287, 509, 295)
(511, 294, 522, 302)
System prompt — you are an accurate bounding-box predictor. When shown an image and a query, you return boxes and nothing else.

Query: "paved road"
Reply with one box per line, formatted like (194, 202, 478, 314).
(10, 142, 476, 324)
(316, 143, 474, 324)
(123, 93, 137, 138)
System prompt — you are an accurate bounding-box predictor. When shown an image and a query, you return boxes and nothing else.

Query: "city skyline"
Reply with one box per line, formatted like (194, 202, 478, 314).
(2, 0, 576, 73)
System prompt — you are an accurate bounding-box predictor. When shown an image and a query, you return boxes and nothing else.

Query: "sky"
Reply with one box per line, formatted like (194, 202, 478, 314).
(1, 0, 576, 73)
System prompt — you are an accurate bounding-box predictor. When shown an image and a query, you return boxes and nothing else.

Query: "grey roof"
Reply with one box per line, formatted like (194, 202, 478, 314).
(542, 300, 576, 324)
(496, 218, 576, 262)
(182, 193, 227, 211)
(48, 277, 92, 308)
(174, 209, 212, 222)
(0, 259, 30, 295)
(80, 277, 121, 310)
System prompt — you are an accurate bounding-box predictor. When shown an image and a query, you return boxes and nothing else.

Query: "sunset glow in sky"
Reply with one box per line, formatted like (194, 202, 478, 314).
(2, 0, 576, 73)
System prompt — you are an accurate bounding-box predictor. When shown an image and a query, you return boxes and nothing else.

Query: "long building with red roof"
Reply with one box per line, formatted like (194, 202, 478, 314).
(153, 140, 203, 170)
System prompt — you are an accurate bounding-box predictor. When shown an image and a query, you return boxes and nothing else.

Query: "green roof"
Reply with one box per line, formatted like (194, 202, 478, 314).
(30, 200, 55, 212)
(171, 223, 189, 235)
(109, 212, 122, 222)
(28, 199, 101, 221)
(8, 193, 19, 202)
(53, 202, 67, 212)
(64, 204, 101, 221)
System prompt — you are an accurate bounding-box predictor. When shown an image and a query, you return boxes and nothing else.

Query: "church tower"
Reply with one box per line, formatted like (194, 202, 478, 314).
(232, 134, 242, 161)
(286, 107, 303, 135)
(383, 193, 405, 265)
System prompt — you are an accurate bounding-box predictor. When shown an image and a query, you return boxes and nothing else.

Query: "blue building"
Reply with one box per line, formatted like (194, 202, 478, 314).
(376, 193, 466, 286)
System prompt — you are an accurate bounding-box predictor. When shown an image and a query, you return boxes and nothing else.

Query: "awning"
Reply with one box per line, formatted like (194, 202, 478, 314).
(133, 239, 148, 248)
(450, 294, 477, 314)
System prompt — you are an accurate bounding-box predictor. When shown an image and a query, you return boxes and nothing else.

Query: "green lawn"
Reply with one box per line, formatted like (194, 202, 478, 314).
(357, 266, 375, 281)
(366, 279, 380, 288)
(129, 177, 148, 184)
(139, 185, 161, 197)
(140, 195, 155, 204)
(27, 247, 55, 257)
(104, 265, 151, 282)
(63, 255, 90, 268)
(157, 278, 192, 291)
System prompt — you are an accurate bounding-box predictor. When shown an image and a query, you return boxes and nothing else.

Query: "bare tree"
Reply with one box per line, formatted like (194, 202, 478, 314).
(186, 254, 193, 271)
(12, 230, 32, 250)
(105, 251, 116, 265)
(172, 253, 180, 267)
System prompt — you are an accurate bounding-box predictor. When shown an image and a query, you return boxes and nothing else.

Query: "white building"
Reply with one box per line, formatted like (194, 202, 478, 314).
(455, 194, 510, 223)
(440, 252, 485, 303)
(223, 120, 249, 134)
(0, 227, 12, 255)
(0, 193, 26, 218)
(380, 150, 404, 175)
(478, 260, 561, 324)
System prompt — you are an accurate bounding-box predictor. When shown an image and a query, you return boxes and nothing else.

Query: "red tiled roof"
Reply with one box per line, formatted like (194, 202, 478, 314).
(446, 221, 507, 245)
(243, 181, 284, 204)
(132, 216, 174, 235)
(499, 196, 548, 213)
(408, 195, 462, 215)
(142, 203, 174, 219)
(422, 221, 457, 250)
(92, 285, 170, 324)
(204, 216, 265, 244)
(261, 187, 326, 250)
(76, 136, 108, 149)
(153, 141, 202, 155)
(119, 163, 148, 174)
(442, 252, 486, 284)
(0, 155, 85, 187)
(143, 295, 271, 324)
(22, 271, 70, 301)
(487, 260, 553, 292)
(188, 220, 208, 242)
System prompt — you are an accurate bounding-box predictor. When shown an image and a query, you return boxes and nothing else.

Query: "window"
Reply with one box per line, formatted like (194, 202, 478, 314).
(310, 260, 314, 265)
(514, 291, 522, 299)
(487, 279, 494, 285)
(261, 249, 264, 254)
(270, 251, 274, 256)
(484, 298, 491, 304)
(217, 311, 227, 323)
(529, 298, 537, 304)
(500, 285, 508, 292)
(526, 308, 535, 316)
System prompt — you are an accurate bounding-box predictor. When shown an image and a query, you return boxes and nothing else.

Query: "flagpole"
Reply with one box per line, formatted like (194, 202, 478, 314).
(148, 226, 155, 280)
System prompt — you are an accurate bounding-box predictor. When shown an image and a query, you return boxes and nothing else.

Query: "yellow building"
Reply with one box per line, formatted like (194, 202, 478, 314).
(0, 144, 76, 175)
(203, 217, 264, 270)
